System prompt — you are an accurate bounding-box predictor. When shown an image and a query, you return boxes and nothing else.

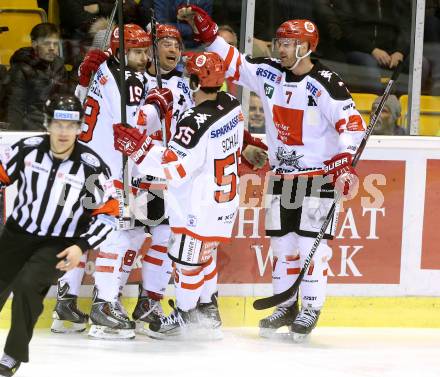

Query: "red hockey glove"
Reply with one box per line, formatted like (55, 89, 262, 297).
(78, 49, 110, 86)
(146, 88, 173, 120)
(177, 5, 218, 44)
(324, 152, 358, 196)
(113, 123, 152, 164)
(241, 129, 268, 170)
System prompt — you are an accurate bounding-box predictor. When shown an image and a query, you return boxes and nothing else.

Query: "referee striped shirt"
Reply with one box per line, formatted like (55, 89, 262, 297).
(0, 135, 118, 251)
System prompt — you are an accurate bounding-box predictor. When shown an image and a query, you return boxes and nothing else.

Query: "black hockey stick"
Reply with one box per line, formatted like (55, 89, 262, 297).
(253, 62, 404, 310)
(117, 0, 132, 218)
(149, 8, 168, 148)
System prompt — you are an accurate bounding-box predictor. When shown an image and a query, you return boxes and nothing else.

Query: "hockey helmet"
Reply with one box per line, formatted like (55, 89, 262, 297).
(185, 52, 226, 88)
(110, 24, 151, 55)
(44, 94, 83, 122)
(156, 23, 183, 46)
(275, 19, 319, 52)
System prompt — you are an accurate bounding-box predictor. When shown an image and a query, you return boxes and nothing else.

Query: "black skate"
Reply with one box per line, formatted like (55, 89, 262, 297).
(51, 282, 88, 333)
(132, 285, 165, 336)
(197, 293, 223, 340)
(0, 354, 20, 377)
(88, 290, 136, 340)
(259, 300, 299, 338)
(148, 301, 199, 339)
(290, 307, 321, 343)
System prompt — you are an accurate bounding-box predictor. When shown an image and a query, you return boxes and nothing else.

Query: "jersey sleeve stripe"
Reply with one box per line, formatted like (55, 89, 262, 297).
(171, 226, 230, 242)
(0, 164, 10, 185)
(224, 45, 235, 69)
(232, 54, 242, 82)
(91, 198, 119, 217)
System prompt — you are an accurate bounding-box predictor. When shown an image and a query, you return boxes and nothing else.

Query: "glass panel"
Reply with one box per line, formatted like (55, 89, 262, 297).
(421, 1, 440, 136)
(250, 0, 415, 136)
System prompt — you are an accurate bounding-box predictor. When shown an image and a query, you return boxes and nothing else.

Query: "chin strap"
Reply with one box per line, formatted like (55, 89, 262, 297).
(289, 45, 312, 71)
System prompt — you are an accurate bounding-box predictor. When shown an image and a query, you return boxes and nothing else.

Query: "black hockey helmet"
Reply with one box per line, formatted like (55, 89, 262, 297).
(44, 94, 84, 123)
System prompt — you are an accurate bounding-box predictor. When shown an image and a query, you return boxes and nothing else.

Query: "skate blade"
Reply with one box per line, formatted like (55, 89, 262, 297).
(291, 332, 311, 344)
(147, 326, 223, 341)
(88, 325, 135, 340)
(51, 319, 87, 334)
(135, 321, 158, 337)
(259, 327, 293, 340)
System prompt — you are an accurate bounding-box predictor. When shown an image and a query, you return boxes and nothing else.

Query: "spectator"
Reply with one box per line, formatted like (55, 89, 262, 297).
(248, 93, 265, 134)
(144, 0, 212, 49)
(6, 23, 67, 131)
(371, 95, 407, 135)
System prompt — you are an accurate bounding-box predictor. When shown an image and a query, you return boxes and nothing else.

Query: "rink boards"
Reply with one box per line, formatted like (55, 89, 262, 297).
(1, 132, 440, 327)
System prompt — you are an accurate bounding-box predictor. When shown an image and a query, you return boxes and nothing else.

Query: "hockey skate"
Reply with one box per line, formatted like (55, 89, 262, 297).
(197, 293, 223, 340)
(132, 286, 165, 336)
(0, 354, 20, 377)
(148, 300, 199, 340)
(88, 290, 136, 340)
(51, 282, 88, 334)
(290, 307, 321, 343)
(258, 300, 299, 339)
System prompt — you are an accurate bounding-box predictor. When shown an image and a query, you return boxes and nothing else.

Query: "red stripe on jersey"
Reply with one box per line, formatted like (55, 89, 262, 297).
(181, 266, 203, 276)
(164, 167, 172, 180)
(97, 251, 118, 260)
(78, 262, 86, 268)
(95, 266, 114, 273)
(181, 278, 205, 290)
(143, 254, 163, 266)
(224, 46, 235, 69)
(91, 198, 119, 217)
(176, 164, 186, 178)
(323, 269, 328, 277)
(287, 268, 301, 275)
(171, 227, 230, 242)
(204, 266, 218, 281)
(137, 182, 167, 190)
(233, 54, 241, 81)
(286, 255, 300, 262)
(150, 245, 167, 253)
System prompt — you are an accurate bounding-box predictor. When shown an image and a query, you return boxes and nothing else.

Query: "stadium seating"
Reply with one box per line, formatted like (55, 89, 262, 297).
(351, 92, 377, 125)
(48, 0, 59, 26)
(400, 95, 440, 136)
(0, 2, 47, 65)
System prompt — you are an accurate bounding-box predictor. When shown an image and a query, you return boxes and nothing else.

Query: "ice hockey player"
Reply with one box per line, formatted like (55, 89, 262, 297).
(113, 51, 245, 339)
(177, 7, 365, 342)
(51, 24, 151, 339)
(0, 94, 117, 376)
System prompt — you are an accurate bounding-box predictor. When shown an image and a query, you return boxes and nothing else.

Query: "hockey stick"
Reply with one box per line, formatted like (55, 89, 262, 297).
(149, 8, 169, 148)
(253, 62, 404, 310)
(117, 0, 132, 219)
(85, 0, 118, 96)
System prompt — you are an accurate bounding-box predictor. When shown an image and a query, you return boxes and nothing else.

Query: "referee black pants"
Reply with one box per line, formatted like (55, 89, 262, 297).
(0, 221, 74, 362)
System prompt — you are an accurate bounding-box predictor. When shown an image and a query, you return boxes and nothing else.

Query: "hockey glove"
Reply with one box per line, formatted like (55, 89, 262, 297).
(241, 129, 268, 170)
(113, 123, 153, 164)
(78, 49, 110, 86)
(176, 5, 218, 44)
(146, 88, 173, 120)
(324, 152, 358, 196)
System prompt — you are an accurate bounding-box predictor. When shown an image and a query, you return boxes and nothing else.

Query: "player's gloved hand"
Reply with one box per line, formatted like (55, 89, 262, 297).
(241, 129, 268, 170)
(113, 123, 153, 164)
(146, 88, 173, 120)
(176, 5, 218, 44)
(78, 49, 110, 86)
(324, 152, 358, 196)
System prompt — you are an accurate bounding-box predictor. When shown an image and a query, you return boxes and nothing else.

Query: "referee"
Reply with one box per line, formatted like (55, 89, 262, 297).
(0, 94, 118, 376)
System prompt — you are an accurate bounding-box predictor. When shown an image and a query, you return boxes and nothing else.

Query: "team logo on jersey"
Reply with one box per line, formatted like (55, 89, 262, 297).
(23, 136, 44, 147)
(318, 70, 333, 82)
(306, 82, 321, 97)
(187, 214, 197, 227)
(81, 152, 100, 168)
(264, 83, 274, 99)
(308, 95, 317, 107)
(194, 113, 211, 128)
(276, 147, 304, 169)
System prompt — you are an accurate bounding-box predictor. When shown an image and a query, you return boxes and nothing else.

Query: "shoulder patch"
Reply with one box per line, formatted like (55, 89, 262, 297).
(23, 136, 44, 147)
(81, 152, 100, 168)
(310, 64, 351, 101)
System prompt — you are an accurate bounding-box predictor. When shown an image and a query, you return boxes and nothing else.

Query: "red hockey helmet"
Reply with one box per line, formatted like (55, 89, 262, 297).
(156, 23, 183, 46)
(275, 20, 319, 52)
(185, 52, 226, 88)
(110, 24, 151, 55)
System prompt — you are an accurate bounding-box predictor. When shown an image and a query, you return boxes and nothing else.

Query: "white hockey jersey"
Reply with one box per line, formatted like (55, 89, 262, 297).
(134, 91, 244, 241)
(77, 57, 147, 182)
(207, 37, 366, 173)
